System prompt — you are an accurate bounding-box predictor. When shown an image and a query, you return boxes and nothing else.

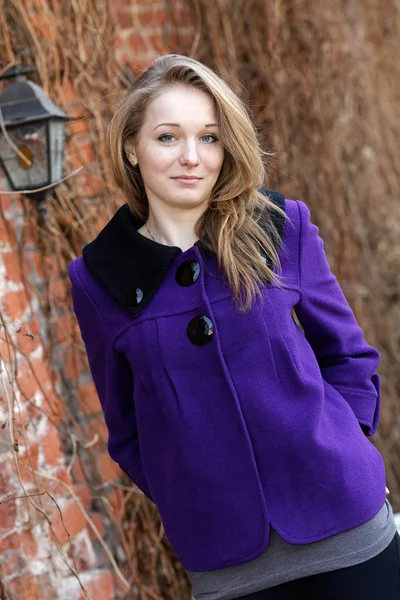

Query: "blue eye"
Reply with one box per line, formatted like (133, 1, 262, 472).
(201, 134, 217, 143)
(158, 134, 175, 143)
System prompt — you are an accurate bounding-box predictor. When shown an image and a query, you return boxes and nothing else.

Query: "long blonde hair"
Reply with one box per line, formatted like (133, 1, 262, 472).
(108, 54, 286, 310)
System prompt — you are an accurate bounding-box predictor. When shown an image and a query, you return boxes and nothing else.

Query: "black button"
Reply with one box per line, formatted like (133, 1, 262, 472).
(176, 260, 200, 286)
(187, 316, 214, 345)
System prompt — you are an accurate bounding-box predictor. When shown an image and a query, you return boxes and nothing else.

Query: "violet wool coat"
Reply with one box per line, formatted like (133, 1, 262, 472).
(68, 190, 386, 572)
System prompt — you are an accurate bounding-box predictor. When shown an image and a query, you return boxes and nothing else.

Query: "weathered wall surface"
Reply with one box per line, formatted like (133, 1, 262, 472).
(0, 1, 399, 599)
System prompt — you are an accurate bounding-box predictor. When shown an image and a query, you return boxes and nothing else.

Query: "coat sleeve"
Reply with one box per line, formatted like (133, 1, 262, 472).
(294, 201, 380, 436)
(68, 260, 154, 500)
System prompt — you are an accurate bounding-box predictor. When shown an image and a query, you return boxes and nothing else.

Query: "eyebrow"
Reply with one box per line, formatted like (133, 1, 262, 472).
(153, 122, 218, 131)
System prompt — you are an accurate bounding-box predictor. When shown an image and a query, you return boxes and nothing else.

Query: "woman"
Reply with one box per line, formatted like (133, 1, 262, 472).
(68, 55, 399, 599)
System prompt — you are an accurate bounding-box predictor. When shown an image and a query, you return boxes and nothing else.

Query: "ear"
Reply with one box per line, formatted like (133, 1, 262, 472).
(127, 152, 138, 167)
(124, 139, 138, 166)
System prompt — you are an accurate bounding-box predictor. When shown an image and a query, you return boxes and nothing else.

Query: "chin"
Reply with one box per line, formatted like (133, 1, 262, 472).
(166, 189, 211, 207)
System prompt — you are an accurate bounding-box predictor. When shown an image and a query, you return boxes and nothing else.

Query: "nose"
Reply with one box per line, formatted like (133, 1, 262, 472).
(179, 140, 200, 167)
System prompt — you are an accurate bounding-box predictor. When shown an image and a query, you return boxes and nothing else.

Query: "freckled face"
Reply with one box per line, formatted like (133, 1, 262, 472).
(133, 85, 224, 213)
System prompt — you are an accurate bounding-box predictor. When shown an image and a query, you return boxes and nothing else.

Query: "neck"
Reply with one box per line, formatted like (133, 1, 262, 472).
(146, 205, 204, 252)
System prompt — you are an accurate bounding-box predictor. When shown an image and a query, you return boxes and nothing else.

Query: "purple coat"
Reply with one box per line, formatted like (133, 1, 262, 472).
(68, 191, 386, 572)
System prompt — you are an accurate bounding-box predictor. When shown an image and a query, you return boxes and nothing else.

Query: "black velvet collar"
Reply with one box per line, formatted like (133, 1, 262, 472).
(82, 189, 286, 316)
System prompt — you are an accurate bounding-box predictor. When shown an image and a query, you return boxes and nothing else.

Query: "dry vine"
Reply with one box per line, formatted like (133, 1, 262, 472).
(0, 0, 399, 599)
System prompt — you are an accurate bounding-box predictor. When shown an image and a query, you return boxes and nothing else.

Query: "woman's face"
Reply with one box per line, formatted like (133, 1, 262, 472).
(132, 85, 224, 214)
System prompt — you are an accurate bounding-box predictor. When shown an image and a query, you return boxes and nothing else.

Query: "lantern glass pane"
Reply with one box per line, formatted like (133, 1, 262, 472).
(49, 120, 65, 183)
(0, 122, 49, 191)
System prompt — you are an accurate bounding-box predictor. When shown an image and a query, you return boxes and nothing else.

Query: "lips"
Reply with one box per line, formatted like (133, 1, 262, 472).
(172, 176, 202, 180)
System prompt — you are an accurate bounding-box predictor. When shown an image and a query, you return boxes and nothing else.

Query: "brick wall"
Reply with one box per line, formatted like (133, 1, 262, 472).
(0, 1, 194, 598)
(0, 136, 119, 600)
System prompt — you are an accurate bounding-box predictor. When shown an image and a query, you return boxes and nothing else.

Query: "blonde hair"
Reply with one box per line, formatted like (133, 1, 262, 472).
(108, 54, 286, 310)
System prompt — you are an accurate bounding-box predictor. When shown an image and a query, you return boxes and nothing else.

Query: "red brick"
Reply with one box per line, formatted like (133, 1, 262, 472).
(118, 8, 167, 29)
(116, 9, 134, 28)
(130, 57, 153, 71)
(0, 192, 13, 215)
(38, 468, 74, 499)
(77, 569, 115, 600)
(20, 530, 38, 561)
(56, 79, 76, 107)
(36, 388, 66, 425)
(31, 573, 57, 600)
(69, 141, 94, 170)
(97, 451, 123, 483)
(2, 251, 21, 282)
(16, 359, 52, 402)
(78, 382, 101, 417)
(53, 314, 75, 345)
(70, 457, 89, 484)
(18, 441, 40, 473)
(1, 289, 29, 321)
(0, 530, 38, 578)
(55, 467, 74, 486)
(155, 34, 171, 52)
(49, 277, 70, 311)
(116, 0, 134, 7)
(22, 249, 45, 282)
(78, 172, 103, 199)
(127, 34, 149, 55)
(86, 417, 108, 446)
(74, 483, 92, 510)
(15, 317, 42, 357)
(105, 488, 124, 517)
(67, 531, 95, 572)
(61, 344, 80, 381)
(18, 219, 40, 247)
(1, 549, 27, 579)
(88, 512, 105, 541)
(139, 10, 167, 28)
(43, 254, 59, 277)
(41, 426, 64, 467)
(8, 572, 40, 600)
(0, 499, 17, 534)
(68, 118, 90, 137)
(0, 531, 37, 576)
(50, 499, 87, 546)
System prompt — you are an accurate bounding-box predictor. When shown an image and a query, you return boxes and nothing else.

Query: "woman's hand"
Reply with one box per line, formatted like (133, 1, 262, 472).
(386, 486, 390, 496)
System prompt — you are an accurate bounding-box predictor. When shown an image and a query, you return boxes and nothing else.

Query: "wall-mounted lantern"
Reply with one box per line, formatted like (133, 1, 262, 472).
(0, 65, 72, 222)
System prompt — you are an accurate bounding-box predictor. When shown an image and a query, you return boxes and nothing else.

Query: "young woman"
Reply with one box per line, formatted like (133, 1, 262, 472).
(68, 55, 400, 599)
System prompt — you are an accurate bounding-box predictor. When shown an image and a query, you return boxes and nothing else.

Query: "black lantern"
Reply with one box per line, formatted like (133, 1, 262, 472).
(0, 65, 72, 219)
